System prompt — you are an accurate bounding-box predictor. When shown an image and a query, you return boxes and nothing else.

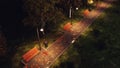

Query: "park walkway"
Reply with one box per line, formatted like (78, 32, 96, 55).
(22, 0, 114, 68)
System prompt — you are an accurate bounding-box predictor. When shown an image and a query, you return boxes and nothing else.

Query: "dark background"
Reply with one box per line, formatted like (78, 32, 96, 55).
(0, 0, 24, 68)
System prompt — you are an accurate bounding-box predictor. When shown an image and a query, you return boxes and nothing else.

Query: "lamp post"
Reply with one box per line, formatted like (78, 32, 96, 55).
(76, 7, 79, 10)
(69, 7, 72, 24)
(36, 27, 41, 50)
(40, 28, 45, 35)
(69, 0, 73, 24)
(88, 0, 94, 11)
(36, 27, 45, 50)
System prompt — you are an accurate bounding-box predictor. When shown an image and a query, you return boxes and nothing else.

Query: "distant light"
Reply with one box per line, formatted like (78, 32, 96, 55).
(88, 0, 94, 4)
(76, 7, 79, 10)
(71, 40, 75, 43)
(40, 28, 44, 32)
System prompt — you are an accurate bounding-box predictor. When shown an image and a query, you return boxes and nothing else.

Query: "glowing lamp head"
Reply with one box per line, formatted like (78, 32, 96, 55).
(76, 7, 79, 10)
(88, 0, 94, 4)
(40, 28, 44, 32)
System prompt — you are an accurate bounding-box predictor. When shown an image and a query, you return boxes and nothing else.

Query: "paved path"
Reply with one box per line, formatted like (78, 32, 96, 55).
(24, 0, 113, 68)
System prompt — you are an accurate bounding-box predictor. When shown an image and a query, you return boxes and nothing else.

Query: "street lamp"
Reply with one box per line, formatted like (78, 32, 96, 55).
(88, 0, 94, 11)
(36, 27, 41, 50)
(88, 0, 94, 4)
(69, 7, 72, 19)
(36, 27, 45, 50)
(40, 28, 45, 35)
(76, 7, 79, 10)
(40, 28, 44, 32)
(69, 7, 72, 24)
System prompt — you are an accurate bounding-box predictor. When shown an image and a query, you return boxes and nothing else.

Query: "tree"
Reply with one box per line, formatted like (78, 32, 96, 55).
(23, 0, 67, 30)
(22, 0, 67, 49)
(22, 0, 86, 27)
(23, 0, 53, 27)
